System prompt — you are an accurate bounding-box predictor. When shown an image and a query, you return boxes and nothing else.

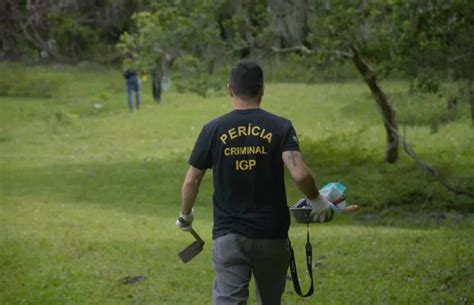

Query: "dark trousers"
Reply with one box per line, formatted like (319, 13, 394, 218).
(151, 71, 162, 102)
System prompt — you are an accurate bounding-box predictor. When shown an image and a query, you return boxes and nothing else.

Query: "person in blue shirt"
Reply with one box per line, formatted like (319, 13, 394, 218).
(123, 69, 140, 112)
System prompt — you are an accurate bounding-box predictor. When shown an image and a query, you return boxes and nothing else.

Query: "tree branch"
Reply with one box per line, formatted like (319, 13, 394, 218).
(400, 139, 474, 197)
(271, 45, 352, 58)
(271, 45, 316, 54)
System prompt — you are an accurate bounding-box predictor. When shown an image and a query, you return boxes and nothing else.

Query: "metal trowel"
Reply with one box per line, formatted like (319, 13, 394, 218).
(178, 218, 205, 263)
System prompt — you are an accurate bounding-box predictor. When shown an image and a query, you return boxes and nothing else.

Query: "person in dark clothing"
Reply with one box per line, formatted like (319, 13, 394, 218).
(176, 61, 334, 305)
(151, 69, 162, 103)
(123, 69, 140, 111)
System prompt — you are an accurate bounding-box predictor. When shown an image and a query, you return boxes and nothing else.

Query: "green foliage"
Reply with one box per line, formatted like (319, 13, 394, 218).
(113, 0, 474, 106)
(306, 0, 473, 91)
(118, 1, 226, 72)
(217, 0, 270, 55)
(3, 1, 152, 62)
(393, 0, 474, 82)
(17, 44, 42, 65)
(117, 0, 273, 96)
(172, 55, 227, 97)
(48, 11, 99, 57)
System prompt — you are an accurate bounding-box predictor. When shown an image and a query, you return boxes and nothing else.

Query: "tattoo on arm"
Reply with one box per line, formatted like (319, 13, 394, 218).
(288, 151, 298, 167)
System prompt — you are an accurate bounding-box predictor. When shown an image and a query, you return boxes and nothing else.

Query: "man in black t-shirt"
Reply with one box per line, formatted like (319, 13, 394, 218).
(176, 61, 334, 305)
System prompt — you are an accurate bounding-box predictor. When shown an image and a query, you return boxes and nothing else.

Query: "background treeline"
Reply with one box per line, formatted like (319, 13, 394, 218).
(3, 1, 473, 79)
(0, 0, 146, 63)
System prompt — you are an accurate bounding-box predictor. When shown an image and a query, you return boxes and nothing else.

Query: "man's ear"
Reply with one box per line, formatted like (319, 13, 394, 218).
(227, 83, 234, 97)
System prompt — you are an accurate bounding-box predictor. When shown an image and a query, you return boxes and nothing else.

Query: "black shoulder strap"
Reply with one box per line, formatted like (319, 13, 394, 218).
(289, 223, 314, 297)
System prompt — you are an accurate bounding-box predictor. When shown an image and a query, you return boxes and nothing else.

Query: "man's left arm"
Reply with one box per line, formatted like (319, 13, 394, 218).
(176, 166, 206, 231)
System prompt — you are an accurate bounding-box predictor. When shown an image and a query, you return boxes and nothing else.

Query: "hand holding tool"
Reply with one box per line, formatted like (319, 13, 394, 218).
(178, 218, 204, 263)
(176, 210, 194, 232)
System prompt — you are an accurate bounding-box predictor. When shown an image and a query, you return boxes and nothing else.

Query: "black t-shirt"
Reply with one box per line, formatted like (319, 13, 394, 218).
(189, 108, 299, 239)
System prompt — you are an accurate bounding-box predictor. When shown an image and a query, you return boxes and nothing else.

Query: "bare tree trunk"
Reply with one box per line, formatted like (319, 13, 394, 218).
(351, 46, 399, 163)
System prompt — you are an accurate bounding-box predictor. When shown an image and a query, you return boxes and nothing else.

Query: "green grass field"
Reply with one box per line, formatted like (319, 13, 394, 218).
(0, 64, 473, 304)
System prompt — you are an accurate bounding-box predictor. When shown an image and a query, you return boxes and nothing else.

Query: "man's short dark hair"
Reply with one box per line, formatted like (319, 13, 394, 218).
(229, 61, 264, 99)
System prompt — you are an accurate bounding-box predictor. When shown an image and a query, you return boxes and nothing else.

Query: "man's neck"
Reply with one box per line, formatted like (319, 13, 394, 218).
(233, 98, 260, 110)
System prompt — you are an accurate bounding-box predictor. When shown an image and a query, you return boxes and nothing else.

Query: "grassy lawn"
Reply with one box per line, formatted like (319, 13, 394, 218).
(0, 65, 473, 304)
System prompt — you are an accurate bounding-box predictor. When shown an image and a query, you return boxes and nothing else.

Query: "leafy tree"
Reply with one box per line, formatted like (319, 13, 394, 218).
(392, 0, 474, 125)
(271, 0, 401, 162)
(117, 0, 230, 96)
(271, 0, 473, 162)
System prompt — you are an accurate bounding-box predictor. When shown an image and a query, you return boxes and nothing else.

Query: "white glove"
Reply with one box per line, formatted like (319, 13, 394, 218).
(308, 195, 335, 223)
(176, 209, 194, 231)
